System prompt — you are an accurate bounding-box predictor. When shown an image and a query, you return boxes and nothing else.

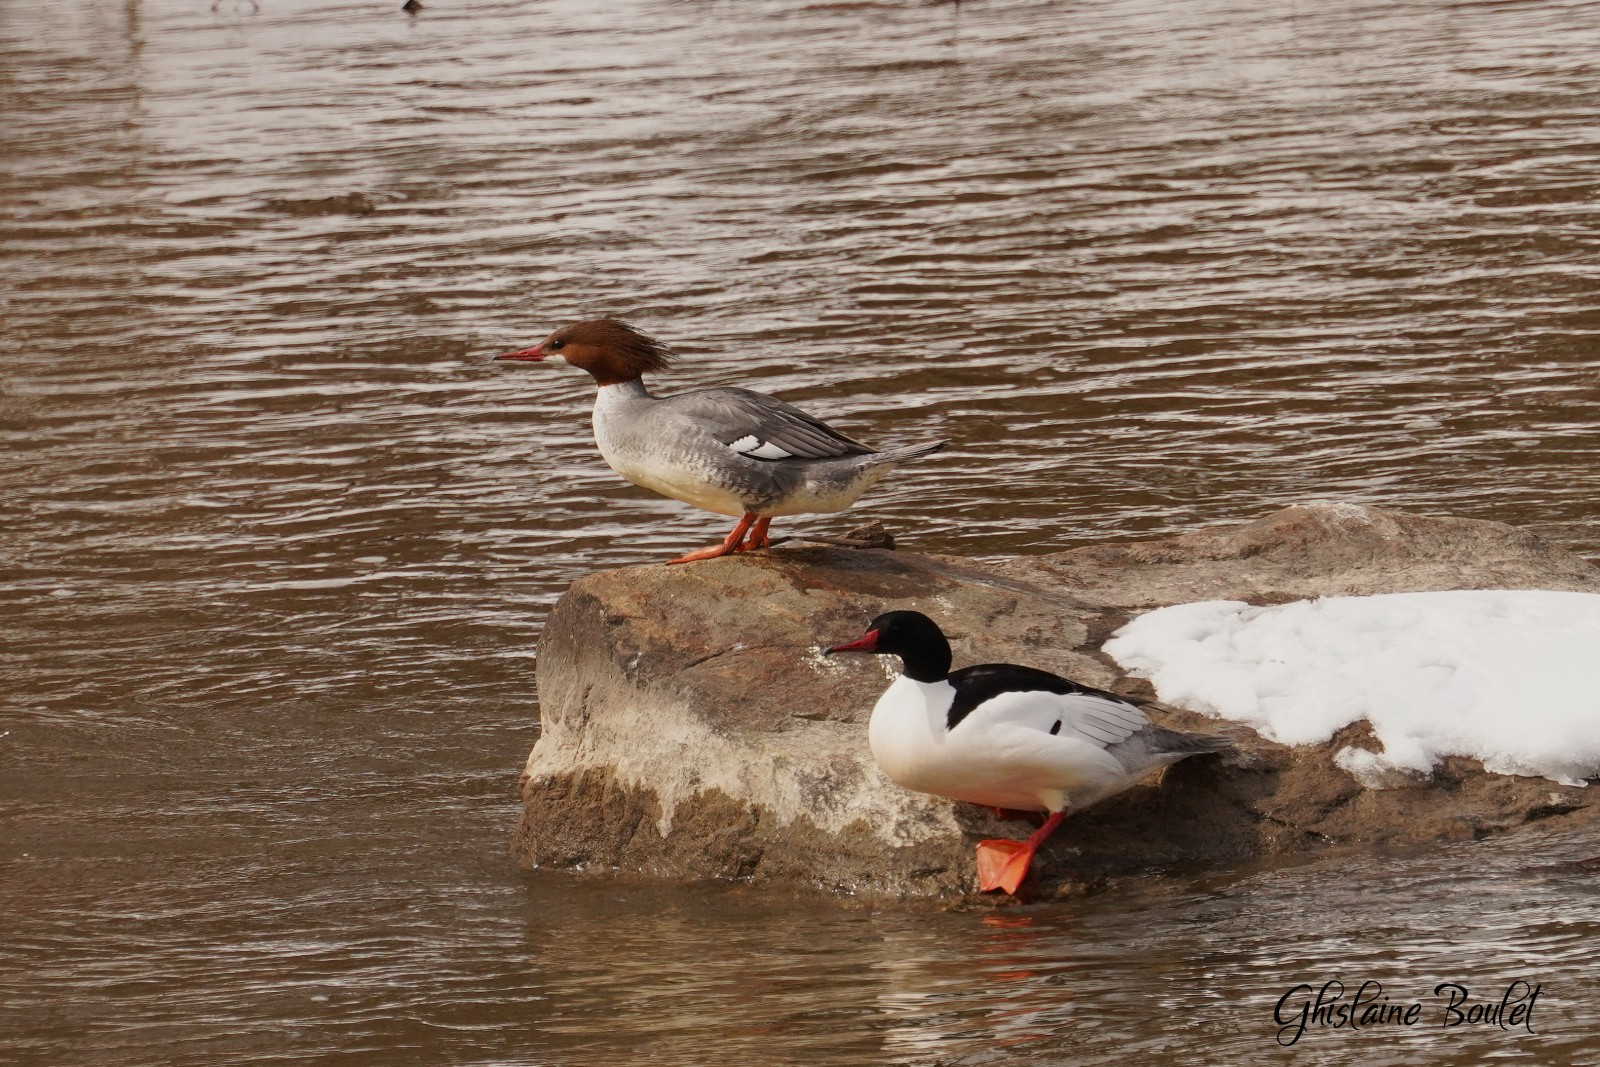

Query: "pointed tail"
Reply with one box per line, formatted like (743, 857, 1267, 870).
(1155, 728, 1233, 758)
(877, 439, 947, 464)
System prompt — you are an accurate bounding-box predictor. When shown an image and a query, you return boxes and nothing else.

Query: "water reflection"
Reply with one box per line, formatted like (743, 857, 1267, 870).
(3, 0, 1599, 1063)
(512, 825, 1599, 1065)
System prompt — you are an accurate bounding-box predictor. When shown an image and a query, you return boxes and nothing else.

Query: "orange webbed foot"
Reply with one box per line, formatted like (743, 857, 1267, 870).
(666, 514, 757, 565)
(666, 542, 742, 564)
(975, 811, 1067, 894)
(976, 838, 1036, 894)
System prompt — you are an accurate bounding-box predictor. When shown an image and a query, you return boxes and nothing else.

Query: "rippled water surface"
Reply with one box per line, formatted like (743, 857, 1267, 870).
(4, 0, 1598, 1063)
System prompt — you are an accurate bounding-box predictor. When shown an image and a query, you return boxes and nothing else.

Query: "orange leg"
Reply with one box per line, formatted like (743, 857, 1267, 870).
(667, 513, 757, 565)
(741, 516, 773, 552)
(975, 811, 1067, 894)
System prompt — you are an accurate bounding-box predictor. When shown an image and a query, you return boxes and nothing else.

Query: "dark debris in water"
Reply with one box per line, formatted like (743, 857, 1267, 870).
(261, 192, 379, 217)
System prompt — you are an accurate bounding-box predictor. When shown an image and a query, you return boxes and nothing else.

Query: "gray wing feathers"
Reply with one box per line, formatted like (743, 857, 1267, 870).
(665, 388, 873, 461)
(1062, 694, 1149, 747)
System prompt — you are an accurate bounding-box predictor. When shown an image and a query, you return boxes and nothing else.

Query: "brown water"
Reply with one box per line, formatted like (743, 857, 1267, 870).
(4, 0, 1599, 1063)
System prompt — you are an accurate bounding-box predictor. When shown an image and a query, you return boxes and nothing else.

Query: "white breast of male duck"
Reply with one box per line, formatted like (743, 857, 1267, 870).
(865, 672, 1148, 814)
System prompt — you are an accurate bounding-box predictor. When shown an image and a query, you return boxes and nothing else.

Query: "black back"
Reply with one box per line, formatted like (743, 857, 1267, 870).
(945, 663, 1141, 732)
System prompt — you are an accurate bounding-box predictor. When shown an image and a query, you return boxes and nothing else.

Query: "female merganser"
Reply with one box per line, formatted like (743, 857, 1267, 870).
(825, 610, 1230, 894)
(495, 319, 945, 564)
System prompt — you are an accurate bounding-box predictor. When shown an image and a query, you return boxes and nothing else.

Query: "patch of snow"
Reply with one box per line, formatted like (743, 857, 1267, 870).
(1104, 590, 1600, 788)
(1333, 746, 1428, 789)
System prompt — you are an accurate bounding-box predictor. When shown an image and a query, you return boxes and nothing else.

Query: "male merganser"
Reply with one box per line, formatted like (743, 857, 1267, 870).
(495, 319, 946, 564)
(825, 610, 1230, 894)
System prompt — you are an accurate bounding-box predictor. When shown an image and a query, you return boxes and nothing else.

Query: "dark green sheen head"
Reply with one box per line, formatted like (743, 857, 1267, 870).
(823, 609, 952, 683)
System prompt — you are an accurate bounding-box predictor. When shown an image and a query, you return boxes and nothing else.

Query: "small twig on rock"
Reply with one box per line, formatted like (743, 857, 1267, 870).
(768, 521, 896, 550)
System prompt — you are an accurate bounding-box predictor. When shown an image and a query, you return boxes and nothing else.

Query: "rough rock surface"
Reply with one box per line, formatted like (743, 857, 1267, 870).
(512, 503, 1600, 901)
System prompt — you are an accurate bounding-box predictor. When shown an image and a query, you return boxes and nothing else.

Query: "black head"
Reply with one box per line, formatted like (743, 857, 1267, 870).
(823, 609, 952, 683)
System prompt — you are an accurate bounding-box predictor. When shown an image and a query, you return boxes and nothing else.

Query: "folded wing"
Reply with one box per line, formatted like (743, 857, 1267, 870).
(664, 387, 875, 462)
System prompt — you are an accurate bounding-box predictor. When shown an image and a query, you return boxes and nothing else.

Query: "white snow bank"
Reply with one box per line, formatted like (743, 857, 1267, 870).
(1104, 590, 1600, 787)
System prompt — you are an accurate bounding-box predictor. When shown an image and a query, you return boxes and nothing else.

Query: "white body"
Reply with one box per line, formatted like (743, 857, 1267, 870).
(866, 675, 1157, 813)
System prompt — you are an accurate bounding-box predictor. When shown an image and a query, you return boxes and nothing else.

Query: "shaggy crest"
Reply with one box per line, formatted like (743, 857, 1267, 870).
(549, 318, 674, 380)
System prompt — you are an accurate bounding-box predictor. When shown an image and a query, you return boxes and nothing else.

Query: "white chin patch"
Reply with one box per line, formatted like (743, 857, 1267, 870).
(546, 353, 567, 364)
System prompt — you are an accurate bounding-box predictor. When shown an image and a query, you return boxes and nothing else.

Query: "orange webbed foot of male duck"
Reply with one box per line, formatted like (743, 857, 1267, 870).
(976, 839, 1036, 894)
(975, 811, 1067, 894)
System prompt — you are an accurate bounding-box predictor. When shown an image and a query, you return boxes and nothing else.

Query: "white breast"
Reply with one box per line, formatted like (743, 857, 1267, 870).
(591, 386, 749, 517)
(867, 675, 953, 791)
(866, 676, 1137, 813)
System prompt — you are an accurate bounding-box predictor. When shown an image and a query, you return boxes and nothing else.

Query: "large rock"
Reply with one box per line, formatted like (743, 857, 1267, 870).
(511, 503, 1600, 900)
